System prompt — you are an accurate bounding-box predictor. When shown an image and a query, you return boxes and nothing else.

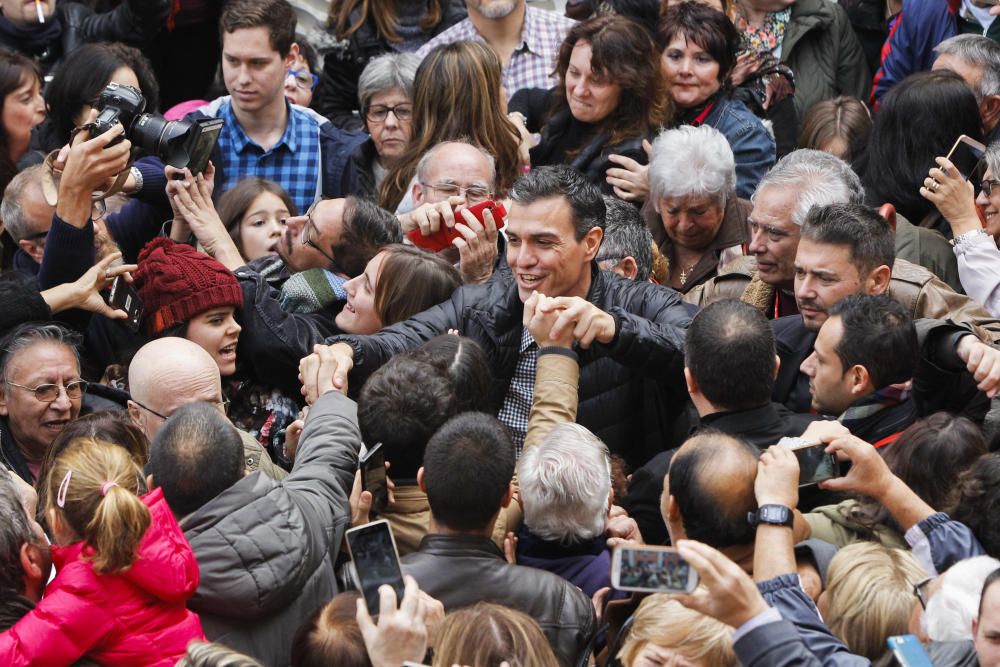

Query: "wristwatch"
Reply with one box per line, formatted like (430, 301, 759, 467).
(748, 504, 794, 528)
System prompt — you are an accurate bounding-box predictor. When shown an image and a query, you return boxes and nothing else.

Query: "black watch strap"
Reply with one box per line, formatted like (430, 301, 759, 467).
(748, 504, 794, 527)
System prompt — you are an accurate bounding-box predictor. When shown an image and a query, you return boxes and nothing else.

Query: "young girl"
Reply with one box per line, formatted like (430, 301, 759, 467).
(0, 438, 204, 665)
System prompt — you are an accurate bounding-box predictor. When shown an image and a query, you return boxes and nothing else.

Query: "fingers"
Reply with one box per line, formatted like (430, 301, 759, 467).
(642, 139, 653, 159)
(523, 290, 540, 327)
(355, 596, 376, 638)
(399, 575, 421, 617)
(607, 153, 640, 171)
(378, 582, 400, 617)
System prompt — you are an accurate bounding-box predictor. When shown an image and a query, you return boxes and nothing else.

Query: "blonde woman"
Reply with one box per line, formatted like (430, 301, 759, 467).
(618, 593, 738, 667)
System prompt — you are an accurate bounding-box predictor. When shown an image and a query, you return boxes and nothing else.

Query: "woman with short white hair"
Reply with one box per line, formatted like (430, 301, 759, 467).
(645, 124, 750, 292)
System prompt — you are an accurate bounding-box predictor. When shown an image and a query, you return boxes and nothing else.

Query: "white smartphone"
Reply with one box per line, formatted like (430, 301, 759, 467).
(610, 545, 699, 593)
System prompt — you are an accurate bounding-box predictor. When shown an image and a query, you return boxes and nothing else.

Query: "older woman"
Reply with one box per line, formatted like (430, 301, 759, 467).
(525, 15, 670, 194)
(923, 142, 1000, 317)
(645, 125, 750, 292)
(346, 52, 420, 199)
(617, 594, 738, 666)
(657, 2, 775, 199)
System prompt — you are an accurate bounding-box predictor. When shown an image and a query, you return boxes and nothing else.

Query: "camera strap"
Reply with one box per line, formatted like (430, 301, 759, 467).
(39, 122, 135, 207)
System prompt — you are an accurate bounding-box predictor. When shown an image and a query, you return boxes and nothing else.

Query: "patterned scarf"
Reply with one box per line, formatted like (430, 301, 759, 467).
(838, 382, 912, 430)
(279, 268, 348, 314)
(735, 7, 792, 54)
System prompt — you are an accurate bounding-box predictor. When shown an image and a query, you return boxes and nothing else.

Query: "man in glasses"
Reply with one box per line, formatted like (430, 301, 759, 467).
(401, 140, 503, 284)
(186, 0, 365, 214)
(0, 323, 85, 485)
(128, 336, 286, 480)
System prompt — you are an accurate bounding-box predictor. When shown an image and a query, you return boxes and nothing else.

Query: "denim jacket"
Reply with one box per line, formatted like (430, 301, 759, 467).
(701, 94, 776, 199)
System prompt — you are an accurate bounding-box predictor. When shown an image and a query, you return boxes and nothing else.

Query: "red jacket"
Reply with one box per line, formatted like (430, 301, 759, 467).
(0, 487, 204, 666)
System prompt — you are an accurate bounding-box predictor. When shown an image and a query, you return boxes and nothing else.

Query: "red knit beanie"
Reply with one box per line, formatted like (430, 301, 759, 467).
(134, 238, 244, 335)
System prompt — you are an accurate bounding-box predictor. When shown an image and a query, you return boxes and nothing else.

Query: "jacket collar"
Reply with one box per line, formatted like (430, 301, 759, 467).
(416, 533, 505, 560)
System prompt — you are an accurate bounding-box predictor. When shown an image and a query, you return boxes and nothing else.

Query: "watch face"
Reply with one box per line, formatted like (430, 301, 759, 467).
(759, 505, 792, 525)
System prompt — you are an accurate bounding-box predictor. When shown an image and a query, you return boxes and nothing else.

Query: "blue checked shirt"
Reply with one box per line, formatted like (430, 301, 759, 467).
(417, 7, 575, 99)
(215, 99, 322, 215)
(497, 328, 538, 456)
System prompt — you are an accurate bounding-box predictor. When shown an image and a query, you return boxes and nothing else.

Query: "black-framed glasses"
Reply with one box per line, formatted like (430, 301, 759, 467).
(365, 104, 413, 123)
(300, 202, 340, 270)
(419, 182, 492, 204)
(982, 179, 1000, 197)
(91, 199, 107, 222)
(132, 397, 230, 421)
(287, 69, 318, 90)
(913, 576, 934, 610)
(5, 378, 88, 402)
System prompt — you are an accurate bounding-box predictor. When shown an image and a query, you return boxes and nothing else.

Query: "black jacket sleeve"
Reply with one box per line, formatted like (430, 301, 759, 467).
(63, 0, 169, 51)
(0, 271, 51, 335)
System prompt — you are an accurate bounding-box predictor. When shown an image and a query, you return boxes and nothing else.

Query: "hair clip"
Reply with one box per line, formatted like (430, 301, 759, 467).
(56, 469, 72, 508)
(100, 481, 118, 496)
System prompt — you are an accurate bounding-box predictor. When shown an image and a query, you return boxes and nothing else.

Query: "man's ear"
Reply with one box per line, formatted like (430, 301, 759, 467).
(583, 226, 604, 261)
(847, 364, 871, 397)
(866, 264, 892, 295)
(284, 43, 300, 71)
(126, 400, 142, 428)
(145, 473, 156, 490)
(684, 366, 698, 396)
(17, 239, 43, 265)
(20, 543, 46, 600)
(412, 181, 425, 207)
(981, 95, 1000, 132)
(618, 256, 639, 281)
(417, 466, 427, 493)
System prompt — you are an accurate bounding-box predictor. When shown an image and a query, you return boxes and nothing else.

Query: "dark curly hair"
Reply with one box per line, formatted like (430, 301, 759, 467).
(946, 451, 1000, 557)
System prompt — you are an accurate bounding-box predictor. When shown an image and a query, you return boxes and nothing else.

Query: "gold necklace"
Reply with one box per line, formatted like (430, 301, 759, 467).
(679, 263, 697, 286)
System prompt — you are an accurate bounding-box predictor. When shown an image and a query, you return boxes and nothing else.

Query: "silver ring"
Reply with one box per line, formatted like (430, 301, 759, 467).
(932, 181, 941, 192)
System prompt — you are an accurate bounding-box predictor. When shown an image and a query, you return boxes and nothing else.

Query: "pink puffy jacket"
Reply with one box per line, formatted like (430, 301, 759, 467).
(0, 487, 204, 666)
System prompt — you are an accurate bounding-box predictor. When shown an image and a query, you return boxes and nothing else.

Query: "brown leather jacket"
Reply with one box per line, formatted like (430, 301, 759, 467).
(686, 256, 1000, 343)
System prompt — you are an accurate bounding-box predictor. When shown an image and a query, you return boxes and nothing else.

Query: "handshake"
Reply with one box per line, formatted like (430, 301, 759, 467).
(523, 292, 616, 350)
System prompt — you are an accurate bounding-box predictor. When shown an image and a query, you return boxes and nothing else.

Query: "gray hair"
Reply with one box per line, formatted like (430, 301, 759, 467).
(649, 125, 736, 209)
(600, 196, 653, 281)
(415, 139, 497, 189)
(175, 641, 264, 667)
(517, 423, 611, 543)
(754, 149, 865, 226)
(986, 142, 1000, 178)
(0, 473, 34, 594)
(0, 322, 81, 383)
(935, 34, 1000, 100)
(923, 555, 1000, 641)
(357, 52, 421, 111)
(1, 165, 46, 243)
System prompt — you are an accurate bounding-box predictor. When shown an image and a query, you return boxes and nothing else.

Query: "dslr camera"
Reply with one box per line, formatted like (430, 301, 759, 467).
(91, 82, 223, 175)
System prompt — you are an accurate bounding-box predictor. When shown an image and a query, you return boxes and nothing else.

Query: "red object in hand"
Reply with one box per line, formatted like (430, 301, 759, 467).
(406, 200, 507, 253)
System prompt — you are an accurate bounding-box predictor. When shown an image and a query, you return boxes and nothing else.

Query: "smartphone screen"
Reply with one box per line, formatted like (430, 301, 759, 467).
(945, 135, 987, 180)
(611, 545, 699, 593)
(345, 520, 405, 616)
(792, 443, 839, 487)
(186, 118, 224, 176)
(359, 442, 388, 518)
(107, 276, 143, 332)
(887, 634, 933, 667)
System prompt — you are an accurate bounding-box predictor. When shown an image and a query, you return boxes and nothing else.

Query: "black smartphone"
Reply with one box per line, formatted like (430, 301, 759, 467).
(107, 275, 143, 332)
(610, 545, 699, 593)
(944, 134, 987, 180)
(184, 118, 223, 176)
(345, 519, 405, 616)
(791, 442, 839, 487)
(359, 442, 388, 518)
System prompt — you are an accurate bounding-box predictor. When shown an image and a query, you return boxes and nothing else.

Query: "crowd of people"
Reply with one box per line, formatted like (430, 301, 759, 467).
(2, 0, 1000, 665)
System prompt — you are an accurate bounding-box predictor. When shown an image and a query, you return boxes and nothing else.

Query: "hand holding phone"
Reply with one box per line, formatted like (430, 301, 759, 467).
(944, 135, 986, 181)
(610, 545, 699, 593)
(106, 275, 144, 332)
(887, 634, 933, 667)
(406, 200, 506, 253)
(776, 438, 840, 488)
(359, 442, 388, 518)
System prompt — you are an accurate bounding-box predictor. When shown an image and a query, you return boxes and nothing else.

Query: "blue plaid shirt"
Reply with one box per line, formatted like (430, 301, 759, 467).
(215, 99, 322, 214)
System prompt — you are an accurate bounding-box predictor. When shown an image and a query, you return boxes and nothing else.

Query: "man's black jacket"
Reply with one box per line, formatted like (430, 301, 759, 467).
(328, 266, 693, 467)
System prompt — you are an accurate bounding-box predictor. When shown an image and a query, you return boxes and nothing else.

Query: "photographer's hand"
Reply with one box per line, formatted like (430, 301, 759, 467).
(41, 251, 137, 318)
(401, 196, 465, 236)
(57, 112, 132, 229)
(170, 165, 244, 270)
(674, 540, 770, 628)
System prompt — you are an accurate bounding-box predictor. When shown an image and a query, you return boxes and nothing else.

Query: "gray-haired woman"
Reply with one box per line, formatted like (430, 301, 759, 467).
(345, 52, 420, 199)
(644, 124, 751, 292)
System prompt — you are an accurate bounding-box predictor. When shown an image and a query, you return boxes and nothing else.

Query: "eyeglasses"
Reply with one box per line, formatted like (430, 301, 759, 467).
(299, 202, 341, 270)
(982, 179, 1000, 197)
(91, 199, 107, 222)
(287, 69, 318, 90)
(749, 220, 794, 243)
(419, 182, 492, 204)
(132, 397, 230, 421)
(913, 576, 934, 610)
(365, 104, 413, 123)
(4, 378, 88, 402)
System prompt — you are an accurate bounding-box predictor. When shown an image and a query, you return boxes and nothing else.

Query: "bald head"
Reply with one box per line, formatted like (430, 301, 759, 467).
(128, 338, 225, 440)
(664, 431, 759, 549)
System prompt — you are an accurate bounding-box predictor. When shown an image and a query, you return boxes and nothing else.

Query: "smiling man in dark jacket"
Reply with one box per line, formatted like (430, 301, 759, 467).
(303, 165, 693, 468)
